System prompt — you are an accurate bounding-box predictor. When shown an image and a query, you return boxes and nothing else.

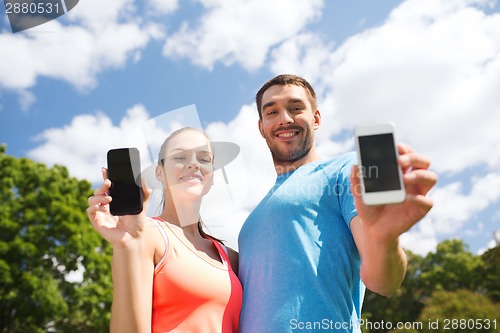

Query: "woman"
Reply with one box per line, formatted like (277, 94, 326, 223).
(87, 127, 242, 333)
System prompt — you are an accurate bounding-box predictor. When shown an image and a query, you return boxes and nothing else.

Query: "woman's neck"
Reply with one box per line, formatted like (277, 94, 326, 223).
(158, 198, 202, 237)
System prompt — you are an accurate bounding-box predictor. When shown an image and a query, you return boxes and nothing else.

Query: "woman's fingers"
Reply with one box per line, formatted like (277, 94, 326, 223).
(93, 177, 112, 197)
(101, 167, 108, 181)
(88, 193, 112, 207)
(87, 173, 113, 224)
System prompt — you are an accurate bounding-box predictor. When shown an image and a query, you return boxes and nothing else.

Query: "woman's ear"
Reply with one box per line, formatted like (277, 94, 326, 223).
(155, 165, 163, 182)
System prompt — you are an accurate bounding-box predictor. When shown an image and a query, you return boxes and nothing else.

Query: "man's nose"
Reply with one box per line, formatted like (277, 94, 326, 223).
(279, 110, 294, 126)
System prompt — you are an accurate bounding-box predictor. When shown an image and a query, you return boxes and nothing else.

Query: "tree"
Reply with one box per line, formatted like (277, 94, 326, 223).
(363, 239, 496, 333)
(478, 245, 500, 302)
(0, 145, 113, 332)
(362, 251, 425, 333)
(418, 289, 500, 333)
(419, 239, 481, 293)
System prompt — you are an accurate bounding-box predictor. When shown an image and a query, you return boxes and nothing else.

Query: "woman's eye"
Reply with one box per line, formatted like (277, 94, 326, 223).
(174, 156, 186, 161)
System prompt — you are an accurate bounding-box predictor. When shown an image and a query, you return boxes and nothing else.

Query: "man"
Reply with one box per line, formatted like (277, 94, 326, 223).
(238, 74, 437, 332)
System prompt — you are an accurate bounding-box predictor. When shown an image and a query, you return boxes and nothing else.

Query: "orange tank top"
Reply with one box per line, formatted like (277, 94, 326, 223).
(151, 217, 242, 333)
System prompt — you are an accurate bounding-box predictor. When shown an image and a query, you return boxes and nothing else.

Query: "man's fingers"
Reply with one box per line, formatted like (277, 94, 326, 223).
(404, 169, 438, 195)
(405, 193, 434, 216)
(398, 152, 431, 171)
(397, 142, 414, 155)
(350, 165, 365, 205)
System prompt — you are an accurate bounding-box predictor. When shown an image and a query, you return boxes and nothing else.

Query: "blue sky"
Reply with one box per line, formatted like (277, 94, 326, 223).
(1, 0, 500, 254)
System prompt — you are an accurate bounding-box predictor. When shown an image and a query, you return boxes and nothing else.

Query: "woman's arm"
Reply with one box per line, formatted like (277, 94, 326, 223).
(110, 242, 155, 333)
(87, 169, 155, 333)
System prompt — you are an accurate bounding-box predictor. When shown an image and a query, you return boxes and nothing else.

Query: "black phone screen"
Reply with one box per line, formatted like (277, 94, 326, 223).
(107, 148, 143, 216)
(358, 133, 401, 193)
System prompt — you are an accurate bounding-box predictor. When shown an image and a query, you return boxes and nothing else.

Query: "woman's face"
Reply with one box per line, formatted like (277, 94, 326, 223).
(159, 130, 214, 200)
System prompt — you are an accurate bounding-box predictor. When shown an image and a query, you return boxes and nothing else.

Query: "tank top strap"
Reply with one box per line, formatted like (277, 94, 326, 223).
(151, 217, 169, 272)
(211, 239, 234, 272)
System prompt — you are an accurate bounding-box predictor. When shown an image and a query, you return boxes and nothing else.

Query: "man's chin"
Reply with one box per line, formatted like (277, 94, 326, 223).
(271, 149, 308, 164)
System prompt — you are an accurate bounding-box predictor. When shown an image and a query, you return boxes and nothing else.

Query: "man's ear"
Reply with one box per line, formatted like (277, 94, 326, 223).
(258, 119, 265, 138)
(313, 109, 321, 130)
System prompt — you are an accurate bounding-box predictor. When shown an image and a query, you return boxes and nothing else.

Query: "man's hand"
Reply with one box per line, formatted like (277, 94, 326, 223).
(349, 143, 438, 295)
(350, 143, 438, 242)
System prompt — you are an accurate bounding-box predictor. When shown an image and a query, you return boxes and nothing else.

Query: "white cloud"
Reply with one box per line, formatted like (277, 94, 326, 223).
(0, 0, 162, 93)
(22, 0, 500, 254)
(147, 0, 179, 15)
(430, 174, 500, 233)
(265, 0, 500, 175)
(205, 104, 276, 208)
(18, 90, 36, 111)
(163, 0, 324, 70)
(402, 171, 500, 254)
(227, 0, 500, 254)
(477, 238, 498, 255)
(26, 103, 258, 248)
(328, 0, 500, 174)
(65, 0, 137, 30)
(28, 104, 151, 184)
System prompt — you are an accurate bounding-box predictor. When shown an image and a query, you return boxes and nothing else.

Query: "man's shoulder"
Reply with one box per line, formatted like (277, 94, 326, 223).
(318, 151, 357, 172)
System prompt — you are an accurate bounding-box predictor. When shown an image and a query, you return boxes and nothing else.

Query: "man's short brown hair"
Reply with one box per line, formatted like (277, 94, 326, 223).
(255, 74, 317, 119)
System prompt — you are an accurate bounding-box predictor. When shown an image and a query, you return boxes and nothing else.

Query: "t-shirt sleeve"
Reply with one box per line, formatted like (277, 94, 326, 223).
(338, 153, 358, 229)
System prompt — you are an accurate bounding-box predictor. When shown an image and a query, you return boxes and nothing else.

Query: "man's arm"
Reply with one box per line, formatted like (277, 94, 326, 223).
(350, 216, 407, 296)
(350, 143, 437, 296)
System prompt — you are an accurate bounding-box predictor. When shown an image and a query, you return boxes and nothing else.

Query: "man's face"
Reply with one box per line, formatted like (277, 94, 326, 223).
(258, 84, 321, 164)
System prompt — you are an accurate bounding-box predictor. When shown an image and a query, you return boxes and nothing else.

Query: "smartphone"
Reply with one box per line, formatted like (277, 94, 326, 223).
(107, 148, 143, 216)
(354, 123, 406, 205)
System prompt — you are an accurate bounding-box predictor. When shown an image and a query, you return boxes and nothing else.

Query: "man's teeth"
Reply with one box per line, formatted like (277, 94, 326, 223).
(279, 132, 297, 137)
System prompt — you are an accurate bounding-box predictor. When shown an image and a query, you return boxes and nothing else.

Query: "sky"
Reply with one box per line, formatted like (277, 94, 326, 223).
(1, 0, 500, 256)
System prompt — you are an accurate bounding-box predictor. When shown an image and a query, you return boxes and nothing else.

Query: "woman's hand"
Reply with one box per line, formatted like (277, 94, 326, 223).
(87, 168, 151, 249)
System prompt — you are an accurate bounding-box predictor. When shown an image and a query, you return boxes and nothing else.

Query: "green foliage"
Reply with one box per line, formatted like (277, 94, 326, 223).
(418, 290, 500, 333)
(0, 146, 113, 332)
(478, 246, 500, 302)
(363, 239, 499, 333)
(362, 251, 425, 333)
(420, 239, 481, 292)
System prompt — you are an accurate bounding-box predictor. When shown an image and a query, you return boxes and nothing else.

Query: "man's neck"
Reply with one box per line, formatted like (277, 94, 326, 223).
(274, 148, 321, 175)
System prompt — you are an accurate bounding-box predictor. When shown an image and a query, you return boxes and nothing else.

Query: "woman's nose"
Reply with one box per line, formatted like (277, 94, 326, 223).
(186, 154, 200, 169)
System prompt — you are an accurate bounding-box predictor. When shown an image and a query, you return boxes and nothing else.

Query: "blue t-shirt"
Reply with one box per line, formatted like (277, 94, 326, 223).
(238, 152, 365, 333)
